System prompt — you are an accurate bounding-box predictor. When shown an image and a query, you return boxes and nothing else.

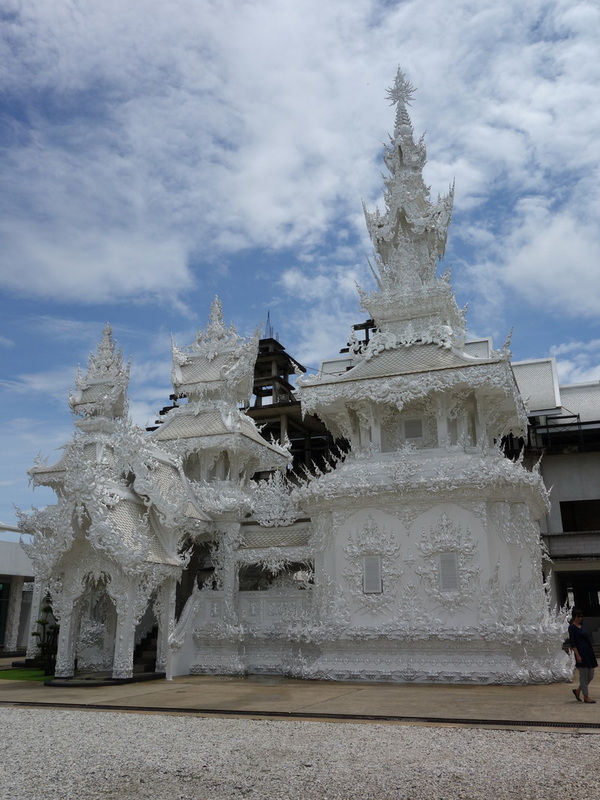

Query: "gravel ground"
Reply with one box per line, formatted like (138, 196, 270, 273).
(1, 708, 599, 800)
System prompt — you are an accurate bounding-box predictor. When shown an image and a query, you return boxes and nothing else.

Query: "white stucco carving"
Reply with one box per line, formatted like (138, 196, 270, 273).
(414, 514, 478, 611)
(251, 471, 300, 527)
(21, 71, 570, 685)
(342, 514, 402, 613)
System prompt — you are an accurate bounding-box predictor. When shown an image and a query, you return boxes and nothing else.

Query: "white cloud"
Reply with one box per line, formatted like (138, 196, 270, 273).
(27, 316, 109, 343)
(280, 264, 363, 303)
(1, 0, 391, 306)
(0, 0, 599, 391)
(129, 398, 167, 431)
(3, 0, 600, 524)
(550, 339, 600, 384)
(0, 416, 72, 525)
(471, 201, 600, 321)
(0, 0, 596, 319)
(0, 366, 75, 404)
(128, 355, 174, 429)
(0, 217, 193, 304)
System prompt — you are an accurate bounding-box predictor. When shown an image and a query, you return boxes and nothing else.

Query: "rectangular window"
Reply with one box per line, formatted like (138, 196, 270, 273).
(439, 552, 459, 592)
(363, 555, 383, 594)
(404, 418, 423, 440)
(560, 499, 600, 532)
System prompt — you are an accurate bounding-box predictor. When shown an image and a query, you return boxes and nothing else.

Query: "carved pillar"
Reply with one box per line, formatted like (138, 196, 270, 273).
(219, 520, 245, 672)
(220, 520, 242, 612)
(111, 575, 156, 680)
(4, 577, 24, 651)
(25, 579, 46, 660)
(112, 584, 137, 680)
(358, 416, 371, 449)
(156, 577, 176, 674)
(102, 598, 117, 669)
(457, 415, 469, 447)
(229, 454, 241, 484)
(54, 605, 78, 678)
(222, 557, 238, 623)
(370, 407, 382, 452)
(347, 409, 360, 453)
(475, 392, 488, 450)
(435, 396, 449, 447)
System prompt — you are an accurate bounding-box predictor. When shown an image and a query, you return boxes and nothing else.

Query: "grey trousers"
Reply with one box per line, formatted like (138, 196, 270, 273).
(577, 667, 595, 696)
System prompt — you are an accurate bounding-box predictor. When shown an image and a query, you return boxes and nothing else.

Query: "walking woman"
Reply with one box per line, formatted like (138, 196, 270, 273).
(569, 608, 598, 703)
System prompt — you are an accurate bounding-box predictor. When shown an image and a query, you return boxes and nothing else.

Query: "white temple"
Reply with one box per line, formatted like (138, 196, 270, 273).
(20, 71, 571, 684)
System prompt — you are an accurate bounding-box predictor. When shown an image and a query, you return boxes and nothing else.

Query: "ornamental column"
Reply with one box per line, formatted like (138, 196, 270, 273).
(4, 577, 24, 652)
(112, 585, 137, 680)
(156, 576, 177, 674)
(54, 605, 78, 678)
(25, 579, 47, 661)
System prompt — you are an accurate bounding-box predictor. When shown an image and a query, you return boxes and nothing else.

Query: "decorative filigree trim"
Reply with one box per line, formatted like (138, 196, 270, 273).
(251, 471, 300, 527)
(192, 479, 253, 517)
(415, 514, 478, 611)
(342, 515, 402, 613)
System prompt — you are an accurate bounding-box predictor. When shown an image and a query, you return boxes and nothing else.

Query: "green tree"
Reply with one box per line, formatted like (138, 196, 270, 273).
(31, 596, 59, 676)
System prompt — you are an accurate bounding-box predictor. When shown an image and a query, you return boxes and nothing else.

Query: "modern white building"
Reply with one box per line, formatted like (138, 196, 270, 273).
(0, 525, 34, 653)
(512, 359, 600, 649)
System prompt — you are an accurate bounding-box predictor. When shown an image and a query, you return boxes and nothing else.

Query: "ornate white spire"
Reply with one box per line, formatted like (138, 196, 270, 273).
(359, 68, 463, 349)
(84, 324, 125, 379)
(171, 296, 260, 404)
(69, 324, 130, 423)
(365, 68, 454, 291)
(386, 69, 417, 136)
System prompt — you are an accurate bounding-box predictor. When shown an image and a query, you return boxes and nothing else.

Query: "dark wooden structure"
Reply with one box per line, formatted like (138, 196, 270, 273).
(245, 338, 344, 476)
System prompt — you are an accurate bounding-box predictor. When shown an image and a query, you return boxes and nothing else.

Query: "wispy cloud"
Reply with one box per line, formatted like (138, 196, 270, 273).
(2, 0, 597, 331)
(0, 415, 71, 524)
(2, 0, 600, 521)
(26, 316, 107, 343)
(550, 339, 600, 384)
(0, 366, 76, 404)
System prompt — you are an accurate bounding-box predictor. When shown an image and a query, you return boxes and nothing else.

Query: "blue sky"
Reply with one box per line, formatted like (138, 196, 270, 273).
(2, 0, 600, 530)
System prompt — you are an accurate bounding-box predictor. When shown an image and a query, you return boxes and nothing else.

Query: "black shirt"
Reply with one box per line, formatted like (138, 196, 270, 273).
(569, 622, 598, 669)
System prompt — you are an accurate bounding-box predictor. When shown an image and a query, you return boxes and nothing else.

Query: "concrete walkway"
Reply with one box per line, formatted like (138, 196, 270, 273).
(1, 658, 599, 731)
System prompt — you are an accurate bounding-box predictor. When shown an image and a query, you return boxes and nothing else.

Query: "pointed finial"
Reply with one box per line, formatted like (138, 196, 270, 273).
(86, 323, 125, 379)
(207, 296, 225, 335)
(70, 323, 130, 420)
(386, 68, 416, 107)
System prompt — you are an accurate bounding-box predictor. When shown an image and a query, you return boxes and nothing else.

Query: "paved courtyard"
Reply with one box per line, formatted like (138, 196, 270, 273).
(1, 657, 598, 731)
